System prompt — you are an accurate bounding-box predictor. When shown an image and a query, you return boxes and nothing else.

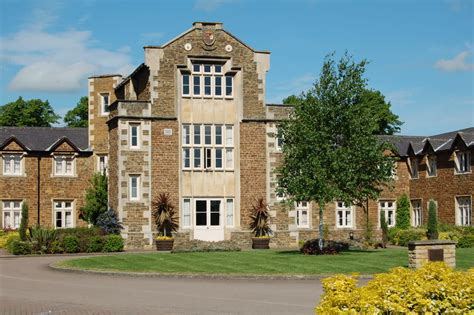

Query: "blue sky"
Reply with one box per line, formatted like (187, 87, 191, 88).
(0, 0, 473, 135)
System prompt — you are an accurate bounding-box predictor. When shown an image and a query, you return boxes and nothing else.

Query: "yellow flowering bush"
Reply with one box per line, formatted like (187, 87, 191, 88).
(156, 236, 173, 240)
(0, 231, 19, 249)
(316, 262, 474, 314)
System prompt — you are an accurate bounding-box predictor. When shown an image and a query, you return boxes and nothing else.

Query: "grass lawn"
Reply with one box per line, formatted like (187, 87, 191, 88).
(58, 247, 474, 276)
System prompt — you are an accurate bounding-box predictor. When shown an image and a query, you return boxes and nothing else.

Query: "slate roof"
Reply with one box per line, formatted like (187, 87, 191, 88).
(381, 127, 474, 157)
(0, 127, 89, 152)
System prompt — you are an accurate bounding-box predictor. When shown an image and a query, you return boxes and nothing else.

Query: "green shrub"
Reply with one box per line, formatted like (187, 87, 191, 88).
(427, 200, 438, 240)
(87, 236, 104, 252)
(395, 194, 410, 229)
(389, 227, 427, 246)
(8, 240, 32, 255)
(102, 235, 124, 252)
(457, 235, 474, 248)
(63, 235, 80, 253)
(28, 226, 58, 253)
(19, 202, 28, 241)
(49, 240, 64, 254)
(316, 262, 474, 314)
(57, 227, 103, 252)
(172, 240, 241, 253)
(380, 211, 388, 247)
(0, 231, 19, 249)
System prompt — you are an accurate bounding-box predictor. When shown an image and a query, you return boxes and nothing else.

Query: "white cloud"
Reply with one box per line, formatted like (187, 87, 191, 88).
(385, 89, 416, 107)
(435, 51, 474, 72)
(194, 0, 234, 11)
(1, 21, 134, 92)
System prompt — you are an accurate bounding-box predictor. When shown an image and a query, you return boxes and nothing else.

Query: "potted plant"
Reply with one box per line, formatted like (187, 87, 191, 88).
(250, 198, 272, 249)
(152, 193, 179, 251)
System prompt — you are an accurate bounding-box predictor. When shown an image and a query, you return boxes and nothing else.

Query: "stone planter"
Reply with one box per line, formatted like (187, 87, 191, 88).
(408, 240, 456, 269)
(252, 237, 270, 249)
(155, 239, 174, 251)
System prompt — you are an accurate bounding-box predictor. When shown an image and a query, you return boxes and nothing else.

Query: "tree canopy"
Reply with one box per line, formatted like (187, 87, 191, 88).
(277, 53, 395, 248)
(0, 97, 60, 127)
(283, 87, 402, 135)
(64, 96, 88, 128)
(80, 173, 108, 225)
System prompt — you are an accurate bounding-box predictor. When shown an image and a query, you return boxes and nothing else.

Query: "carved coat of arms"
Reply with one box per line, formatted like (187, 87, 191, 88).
(202, 29, 216, 46)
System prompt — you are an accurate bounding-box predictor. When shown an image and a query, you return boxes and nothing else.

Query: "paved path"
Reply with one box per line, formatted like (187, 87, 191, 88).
(0, 255, 322, 314)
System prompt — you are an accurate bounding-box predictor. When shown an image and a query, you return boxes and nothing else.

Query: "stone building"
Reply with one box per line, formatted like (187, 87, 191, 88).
(1, 22, 472, 248)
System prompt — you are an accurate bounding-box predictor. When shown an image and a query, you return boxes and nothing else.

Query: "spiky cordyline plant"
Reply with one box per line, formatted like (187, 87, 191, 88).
(250, 198, 272, 237)
(152, 193, 179, 238)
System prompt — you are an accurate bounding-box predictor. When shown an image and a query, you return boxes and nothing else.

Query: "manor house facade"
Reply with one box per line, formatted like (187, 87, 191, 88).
(1, 22, 472, 248)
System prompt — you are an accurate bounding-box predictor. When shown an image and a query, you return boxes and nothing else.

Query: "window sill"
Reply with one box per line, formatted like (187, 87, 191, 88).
(182, 169, 234, 173)
(454, 171, 471, 175)
(51, 174, 77, 178)
(2, 174, 26, 177)
(335, 226, 354, 229)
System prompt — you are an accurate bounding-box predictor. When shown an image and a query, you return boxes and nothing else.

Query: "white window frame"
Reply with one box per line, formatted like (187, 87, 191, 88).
(296, 201, 310, 228)
(53, 155, 75, 177)
(336, 201, 354, 228)
(182, 124, 234, 171)
(226, 198, 234, 227)
(455, 151, 471, 174)
(100, 93, 110, 116)
(129, 123, 140, 149)
(2, 200, 22, 229)
(97, 155, 108, 175)
(456, 196, 472, 226)
(379, 200, 396, 227)
(2, 154, 23, 176)
(184, 63, 232, 99)
(182, 198, 192, 228)
(53, 200, 74, 229)
(129, 175, 140, 201)
(427, 156, 437, 177)
(411, 199, 422, 227)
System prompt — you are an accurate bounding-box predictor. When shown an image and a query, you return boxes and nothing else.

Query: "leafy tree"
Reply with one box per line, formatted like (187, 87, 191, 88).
(19, 202, 29, 241)
(277, 52, 395, 250)
(427, 200, 439, 240)
(360, 89, 402, 135)
(282, 89, 402, 135)
(80, 173, 108, 225)
(0, 97, 60, 127)
(64, 96, 88, 127)
(380, 211, 388, 248)
(395, 194, 411, 229)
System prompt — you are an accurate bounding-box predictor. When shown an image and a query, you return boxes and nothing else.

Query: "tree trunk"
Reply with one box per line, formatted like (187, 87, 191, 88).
(318, 203, 324, 251)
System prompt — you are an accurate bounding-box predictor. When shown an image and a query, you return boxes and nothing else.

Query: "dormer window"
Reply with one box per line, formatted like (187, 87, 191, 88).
(182, 63, 233, 98)
(54, 156, 75, 176)
(427, 156, 437, 177)
(2, 154, 22, 176)
(455, 151, 470, 174)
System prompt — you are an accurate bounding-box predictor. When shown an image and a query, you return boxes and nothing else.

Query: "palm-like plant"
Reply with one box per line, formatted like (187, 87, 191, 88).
(152, 193, 179, 237)
(250, 198, 272, 237)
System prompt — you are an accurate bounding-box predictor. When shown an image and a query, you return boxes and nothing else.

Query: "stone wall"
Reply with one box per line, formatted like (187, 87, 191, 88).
(408, 240, 456, 268)
(0, 145, 93, 228)
(240, 122, 267, 228)
(410, 150, 473, 225)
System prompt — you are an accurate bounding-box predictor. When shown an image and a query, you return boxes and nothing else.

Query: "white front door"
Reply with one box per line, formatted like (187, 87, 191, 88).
(194, 199, 224, 241)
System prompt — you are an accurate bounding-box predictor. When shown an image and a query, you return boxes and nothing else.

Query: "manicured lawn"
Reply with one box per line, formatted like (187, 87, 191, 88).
(58, 247, 474, 276)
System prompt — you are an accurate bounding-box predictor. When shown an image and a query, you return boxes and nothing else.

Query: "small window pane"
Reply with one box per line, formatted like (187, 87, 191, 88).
(204, 76, 211, 95)
(205, 148, 212, 169)
(225, 126, 233, 146)
(225, 75, 233, 96)
(226, 149, 233, 169)
(226, 199, 234, 226)
(215, 149, 223, 169)
(205, 125, 212, 145)
(194, 148, 201, 168)
(182, 75, 190, 95)
(214, 65, 222, 73)
(204, 64, 211, 73)
(210, 200, 220, 226)
(183, 199, 191, 227)
(183, 148, 190, 168)
(215, 76, 222, 96)
(194, 125, 201, 145)
(193, 64, 201, 73)
(215, 126, 222, 145)
(193, 76, 200, 95)
(182, 125, 190, 145)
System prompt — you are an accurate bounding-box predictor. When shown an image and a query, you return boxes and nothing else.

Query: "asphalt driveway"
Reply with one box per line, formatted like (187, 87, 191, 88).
(0, 255, 323, 314)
